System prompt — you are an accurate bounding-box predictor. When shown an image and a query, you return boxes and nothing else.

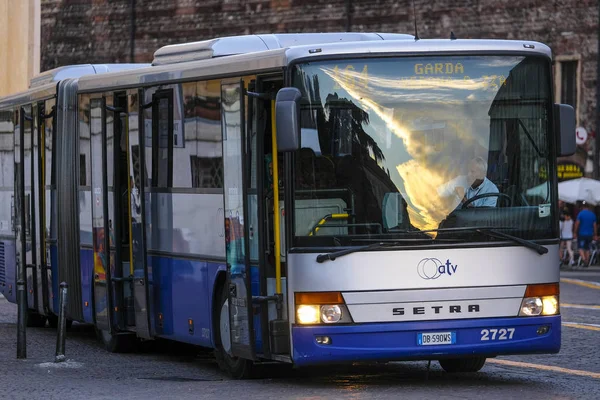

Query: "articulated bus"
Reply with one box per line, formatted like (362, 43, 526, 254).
(0, 33, 575, 378)
(0, 63, 146, 327)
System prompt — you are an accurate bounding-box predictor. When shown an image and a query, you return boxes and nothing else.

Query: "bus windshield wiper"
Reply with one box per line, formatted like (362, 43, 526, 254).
(314, 227, 547, 263)
(315, 237, 442, 263)
(437, 227, 548, 255)
(316, 242, 399, 263)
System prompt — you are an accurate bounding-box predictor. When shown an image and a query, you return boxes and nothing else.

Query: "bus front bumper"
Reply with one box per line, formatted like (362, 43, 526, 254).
(291, 315, 561, 367)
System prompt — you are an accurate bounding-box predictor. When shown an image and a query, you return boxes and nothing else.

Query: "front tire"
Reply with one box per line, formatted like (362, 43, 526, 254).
(96, 328, 136, 353)
(26, 310, 47, 328)
(439, 357, 486, 373)
(214, 283, 253, 379)
(47, 314, 73, 330)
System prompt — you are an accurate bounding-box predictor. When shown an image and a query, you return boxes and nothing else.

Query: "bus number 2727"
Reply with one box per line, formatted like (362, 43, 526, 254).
(480, 328, 515, 341)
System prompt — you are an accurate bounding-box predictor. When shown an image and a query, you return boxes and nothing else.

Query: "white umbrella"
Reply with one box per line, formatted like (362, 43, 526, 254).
(558, 178, 600, 205)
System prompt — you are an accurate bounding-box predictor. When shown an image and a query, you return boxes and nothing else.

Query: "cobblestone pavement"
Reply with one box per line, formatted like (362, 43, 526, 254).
(0, 272, 598, 400)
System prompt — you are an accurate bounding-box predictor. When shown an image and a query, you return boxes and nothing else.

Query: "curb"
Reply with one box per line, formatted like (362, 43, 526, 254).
(561, 268, 600, 273)
(560, 265, 600, 272)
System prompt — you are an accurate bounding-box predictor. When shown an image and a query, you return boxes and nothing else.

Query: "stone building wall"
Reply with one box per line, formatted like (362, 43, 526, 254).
(40, 0, 598, 168)
(0, 0, 40, 96)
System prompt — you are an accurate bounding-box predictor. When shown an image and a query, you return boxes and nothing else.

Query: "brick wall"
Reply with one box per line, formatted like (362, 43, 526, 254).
(41, 0, 598, 137)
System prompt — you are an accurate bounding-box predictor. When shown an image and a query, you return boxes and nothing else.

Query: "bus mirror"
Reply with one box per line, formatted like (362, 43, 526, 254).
(554, 103, 575, 156)
(275, 87, 302, 152)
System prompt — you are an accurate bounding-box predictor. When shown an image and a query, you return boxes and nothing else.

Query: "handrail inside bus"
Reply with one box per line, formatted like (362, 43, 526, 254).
(308, 213, 350, 236)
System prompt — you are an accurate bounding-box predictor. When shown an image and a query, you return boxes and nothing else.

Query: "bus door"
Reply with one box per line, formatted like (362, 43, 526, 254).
(33, 102, 50, 317)
(90, 96, 114, 333)
(108, 92, 138, 331)
(40, 98, 56, 315)
(13, 108, 27, 313)
(128, 89, 152, 339)
(249, 76, 287, 358)
(221, 80, 255, 360)
(18, 105, 39, 314)
(92, 91, 143, 338)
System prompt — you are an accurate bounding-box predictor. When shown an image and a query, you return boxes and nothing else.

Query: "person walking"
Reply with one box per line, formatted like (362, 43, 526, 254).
(559, 210, 574, 265)
(574, 201, 598, 267)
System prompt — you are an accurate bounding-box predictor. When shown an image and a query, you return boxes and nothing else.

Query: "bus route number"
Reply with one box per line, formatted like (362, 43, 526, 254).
(480, 328, 515, 341)
(332, 65, 369, 90)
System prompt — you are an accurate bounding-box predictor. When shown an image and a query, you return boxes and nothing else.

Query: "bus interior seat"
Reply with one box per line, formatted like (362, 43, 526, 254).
(503, 184, 529, 207)
(335, 154, 380, 227)
(335, 155, 355, 182)
(298, 147, 317, 190)
(335, 154, 358, 201)
(314, 156, 335, 189)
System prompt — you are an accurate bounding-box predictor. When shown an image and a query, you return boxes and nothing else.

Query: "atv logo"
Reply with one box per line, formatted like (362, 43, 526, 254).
(417, 258, 458, 280)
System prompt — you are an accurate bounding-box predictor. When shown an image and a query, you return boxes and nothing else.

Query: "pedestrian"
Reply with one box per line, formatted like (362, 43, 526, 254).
(574, 201, 598, 267)
(559, 210, 574, 265)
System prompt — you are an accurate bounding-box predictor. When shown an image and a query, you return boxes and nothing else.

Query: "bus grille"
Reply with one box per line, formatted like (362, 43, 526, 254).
(0, 242, 5, 286)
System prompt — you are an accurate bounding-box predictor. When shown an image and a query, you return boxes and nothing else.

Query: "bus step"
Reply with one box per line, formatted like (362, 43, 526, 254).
(126, 295, 135, 324)
(269, 319, 290, 354)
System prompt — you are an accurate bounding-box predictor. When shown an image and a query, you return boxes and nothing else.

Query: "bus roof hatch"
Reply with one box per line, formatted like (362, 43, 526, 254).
(151, 32, 415, 66)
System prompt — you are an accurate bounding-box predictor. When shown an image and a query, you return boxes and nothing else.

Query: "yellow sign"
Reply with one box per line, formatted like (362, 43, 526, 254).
(332, 64, 369, 90)
(557, 163, 583, 181)
(414, 62, 464, 75)
(329, 61, 508, 91)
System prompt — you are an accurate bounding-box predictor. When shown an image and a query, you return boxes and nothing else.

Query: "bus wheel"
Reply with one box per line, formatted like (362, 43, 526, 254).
(97, 329, 136, 353)
(47, 314, 73, 330)
(439, 357, 486, 373)
(26, 311, 47, 328)
(214, 283, 253, 379)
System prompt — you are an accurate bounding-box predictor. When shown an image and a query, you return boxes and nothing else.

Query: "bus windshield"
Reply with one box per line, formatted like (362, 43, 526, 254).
(291, 55, 554, 247)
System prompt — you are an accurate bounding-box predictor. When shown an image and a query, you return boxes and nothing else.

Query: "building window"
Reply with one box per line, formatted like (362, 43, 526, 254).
(151, 90, 173, 188)
(80, 154, 86, 186)
(561, 61, 578, 110)
(554, 56, 580, 125)
(191, 156, 223, 188)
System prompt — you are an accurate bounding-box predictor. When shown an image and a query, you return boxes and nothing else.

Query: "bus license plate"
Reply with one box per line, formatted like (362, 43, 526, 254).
(417, 331, 456, 346)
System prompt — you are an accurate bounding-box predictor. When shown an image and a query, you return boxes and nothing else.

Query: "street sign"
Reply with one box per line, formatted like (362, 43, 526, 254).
(576, 126, 588, 145)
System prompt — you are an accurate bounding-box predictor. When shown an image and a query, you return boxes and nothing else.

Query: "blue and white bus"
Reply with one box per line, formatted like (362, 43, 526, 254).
(0, 63, 146, 327)
(0, 33, 575, 378)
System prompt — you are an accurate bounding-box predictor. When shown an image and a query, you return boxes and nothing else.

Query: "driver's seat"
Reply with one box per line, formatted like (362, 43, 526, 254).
(503, 185, 527, 207)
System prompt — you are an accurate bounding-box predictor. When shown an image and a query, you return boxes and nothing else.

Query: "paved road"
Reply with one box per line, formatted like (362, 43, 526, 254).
(0, 272, 598, 400)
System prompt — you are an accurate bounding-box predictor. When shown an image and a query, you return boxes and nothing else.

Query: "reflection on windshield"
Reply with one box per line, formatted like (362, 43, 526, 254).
(293, 56, 553, 245)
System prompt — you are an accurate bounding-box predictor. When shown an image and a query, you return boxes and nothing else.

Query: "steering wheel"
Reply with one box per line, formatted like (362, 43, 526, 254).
(461, 193, 511, 209)
(517, 192, 530, 206)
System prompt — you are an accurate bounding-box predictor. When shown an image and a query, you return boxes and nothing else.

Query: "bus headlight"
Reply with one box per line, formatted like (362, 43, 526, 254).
(519, 284, 560, 317)
(541, 295, 559, 315)
(519, 295, 559, 316)
(294, 292, 353, 325)
(519, 297, 543, 316)
(321, 305, 342, 323)
(297, 305, 320, 324)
